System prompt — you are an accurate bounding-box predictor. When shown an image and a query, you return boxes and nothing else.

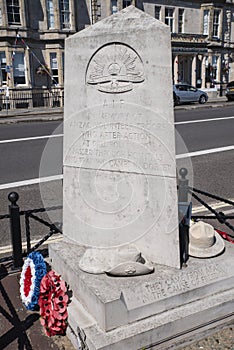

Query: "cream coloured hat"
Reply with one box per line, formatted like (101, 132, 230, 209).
(189, 221, 225, 258)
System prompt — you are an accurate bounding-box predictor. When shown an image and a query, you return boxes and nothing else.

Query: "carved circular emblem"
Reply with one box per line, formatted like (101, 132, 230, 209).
(86, 43, 145, 93)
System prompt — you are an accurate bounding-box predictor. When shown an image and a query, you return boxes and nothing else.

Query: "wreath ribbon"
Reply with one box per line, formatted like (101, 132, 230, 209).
(20, 251, 47, 310)
(216, 229, 234, 244)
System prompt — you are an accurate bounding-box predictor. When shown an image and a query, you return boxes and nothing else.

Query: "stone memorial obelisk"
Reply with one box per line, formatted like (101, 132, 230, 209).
(62, 5, 180, 271)
(49, 6, 234, 349)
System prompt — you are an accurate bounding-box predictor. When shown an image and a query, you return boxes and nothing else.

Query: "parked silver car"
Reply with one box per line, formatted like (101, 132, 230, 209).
(173, 84, 208, 105)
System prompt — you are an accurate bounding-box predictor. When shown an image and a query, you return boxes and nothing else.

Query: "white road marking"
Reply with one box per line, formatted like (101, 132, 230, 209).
(219, 208, 234, 215)
(0, 135, 233, 187)
(0, 133, 63, 144)
(175, 115, 234, 125)
(1, 144, 234, 187)
(0, 174, 63, 190)
(176, 145, 234, 159)
(192, 200, 234, 213)
(0, 115, 233, 142)
(0, 234, 63, 255)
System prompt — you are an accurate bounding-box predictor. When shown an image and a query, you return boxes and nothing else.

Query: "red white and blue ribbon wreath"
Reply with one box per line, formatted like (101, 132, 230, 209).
(20, 251, 47, 310)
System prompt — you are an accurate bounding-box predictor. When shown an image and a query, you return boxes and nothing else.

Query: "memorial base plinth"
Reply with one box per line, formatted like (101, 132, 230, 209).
(49, 241, 234, 350)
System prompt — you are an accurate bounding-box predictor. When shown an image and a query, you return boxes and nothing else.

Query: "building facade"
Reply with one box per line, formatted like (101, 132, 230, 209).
(0, 0, 233, 107)
(0, 0, 92, 91)
(138, 0, 234, 89)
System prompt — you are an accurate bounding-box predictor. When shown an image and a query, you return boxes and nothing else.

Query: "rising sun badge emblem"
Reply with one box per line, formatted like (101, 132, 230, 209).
(86, 43, 145, 93)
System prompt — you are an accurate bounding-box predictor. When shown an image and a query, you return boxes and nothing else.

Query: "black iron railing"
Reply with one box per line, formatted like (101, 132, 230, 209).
(1, 169, 233, 270)
(178, 168, 234, 266)
(0, 192, 62, 270)
(178, 168, 234, 235)
(0, 87, 64, 110)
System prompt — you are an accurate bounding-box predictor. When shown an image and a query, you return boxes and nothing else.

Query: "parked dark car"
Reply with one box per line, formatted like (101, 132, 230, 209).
(173, 84, 208, 105)
(226, 81, 234, 101)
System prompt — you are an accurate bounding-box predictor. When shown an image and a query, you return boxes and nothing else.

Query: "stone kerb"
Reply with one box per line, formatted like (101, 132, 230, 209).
(63, 6, 180, 268)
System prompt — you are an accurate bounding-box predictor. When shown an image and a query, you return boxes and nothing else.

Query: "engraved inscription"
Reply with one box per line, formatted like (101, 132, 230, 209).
(64, 104, 175, 177)
(121, 262, 229, 312)
(65, 121, 172, 174)
(142, 264, 223, 302)
(86, 43, 145, 93)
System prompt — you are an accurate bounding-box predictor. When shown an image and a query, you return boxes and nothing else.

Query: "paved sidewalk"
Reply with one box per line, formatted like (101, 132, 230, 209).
(175, 95, 231, 110)
(0, 96, 233, 125)
(0, 107, 63, 124)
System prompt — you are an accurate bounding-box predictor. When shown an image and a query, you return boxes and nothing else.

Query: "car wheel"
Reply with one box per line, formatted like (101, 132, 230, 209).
(227, 97, 234, 102)
(199, 95, 207, 104)
(174, 96, 180, 106)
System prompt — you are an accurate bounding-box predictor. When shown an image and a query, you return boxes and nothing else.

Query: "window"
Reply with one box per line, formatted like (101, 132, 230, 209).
(176, 85, 186, 91)
(13, 52, 26, 85)
(213, 9, 220, 38)
(47, 0, 55, 29)
(122, 0, 132, 8)
(212, 55, 218, 80)
(178, 9, 184, 33)
(165, 8, 174, 32)
(59, 0, 70, 29)
(203, 10, 210, 35)
(7, 0, 21, 25)
(50, 52, 58, 85)
(62, 52, 64, 80)
(155, 6, 161, 20)
(111, 0, 118, 14)
(188, 86, 197, 92)
(0, 8, 2, 25)
(0, 52, 7, 85)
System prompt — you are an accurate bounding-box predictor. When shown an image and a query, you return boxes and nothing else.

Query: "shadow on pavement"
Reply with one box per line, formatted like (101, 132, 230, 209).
(0, 264, 39, 349)
(0, 263, 74, 350)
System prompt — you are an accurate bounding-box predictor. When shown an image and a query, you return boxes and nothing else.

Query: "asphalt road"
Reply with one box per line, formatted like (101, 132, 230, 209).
(175, 104, 234, 123)
(0, 106, 233, 187)
(0, 105, 233, 248)
(0, 121, 63, 183)
(175, 105, 234, 153)
(174, 106, 234, 200)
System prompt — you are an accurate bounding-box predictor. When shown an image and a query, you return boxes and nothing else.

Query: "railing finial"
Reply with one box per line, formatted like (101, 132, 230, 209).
(8, 192, 19, 206)
(179, 167, 188, 180)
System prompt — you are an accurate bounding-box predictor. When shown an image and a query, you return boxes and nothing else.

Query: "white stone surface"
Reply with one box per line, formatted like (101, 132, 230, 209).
(64, 103, 176, 177)
(68, 291, 234, 350)
(62, 6, 180, 268)
(63, 167, 180, 266)
(50, 241, 234, 332)
(49, 241, 234, 349)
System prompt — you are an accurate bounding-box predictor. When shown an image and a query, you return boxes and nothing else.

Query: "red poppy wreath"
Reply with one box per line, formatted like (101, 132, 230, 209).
(38, 270, 69, 336)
